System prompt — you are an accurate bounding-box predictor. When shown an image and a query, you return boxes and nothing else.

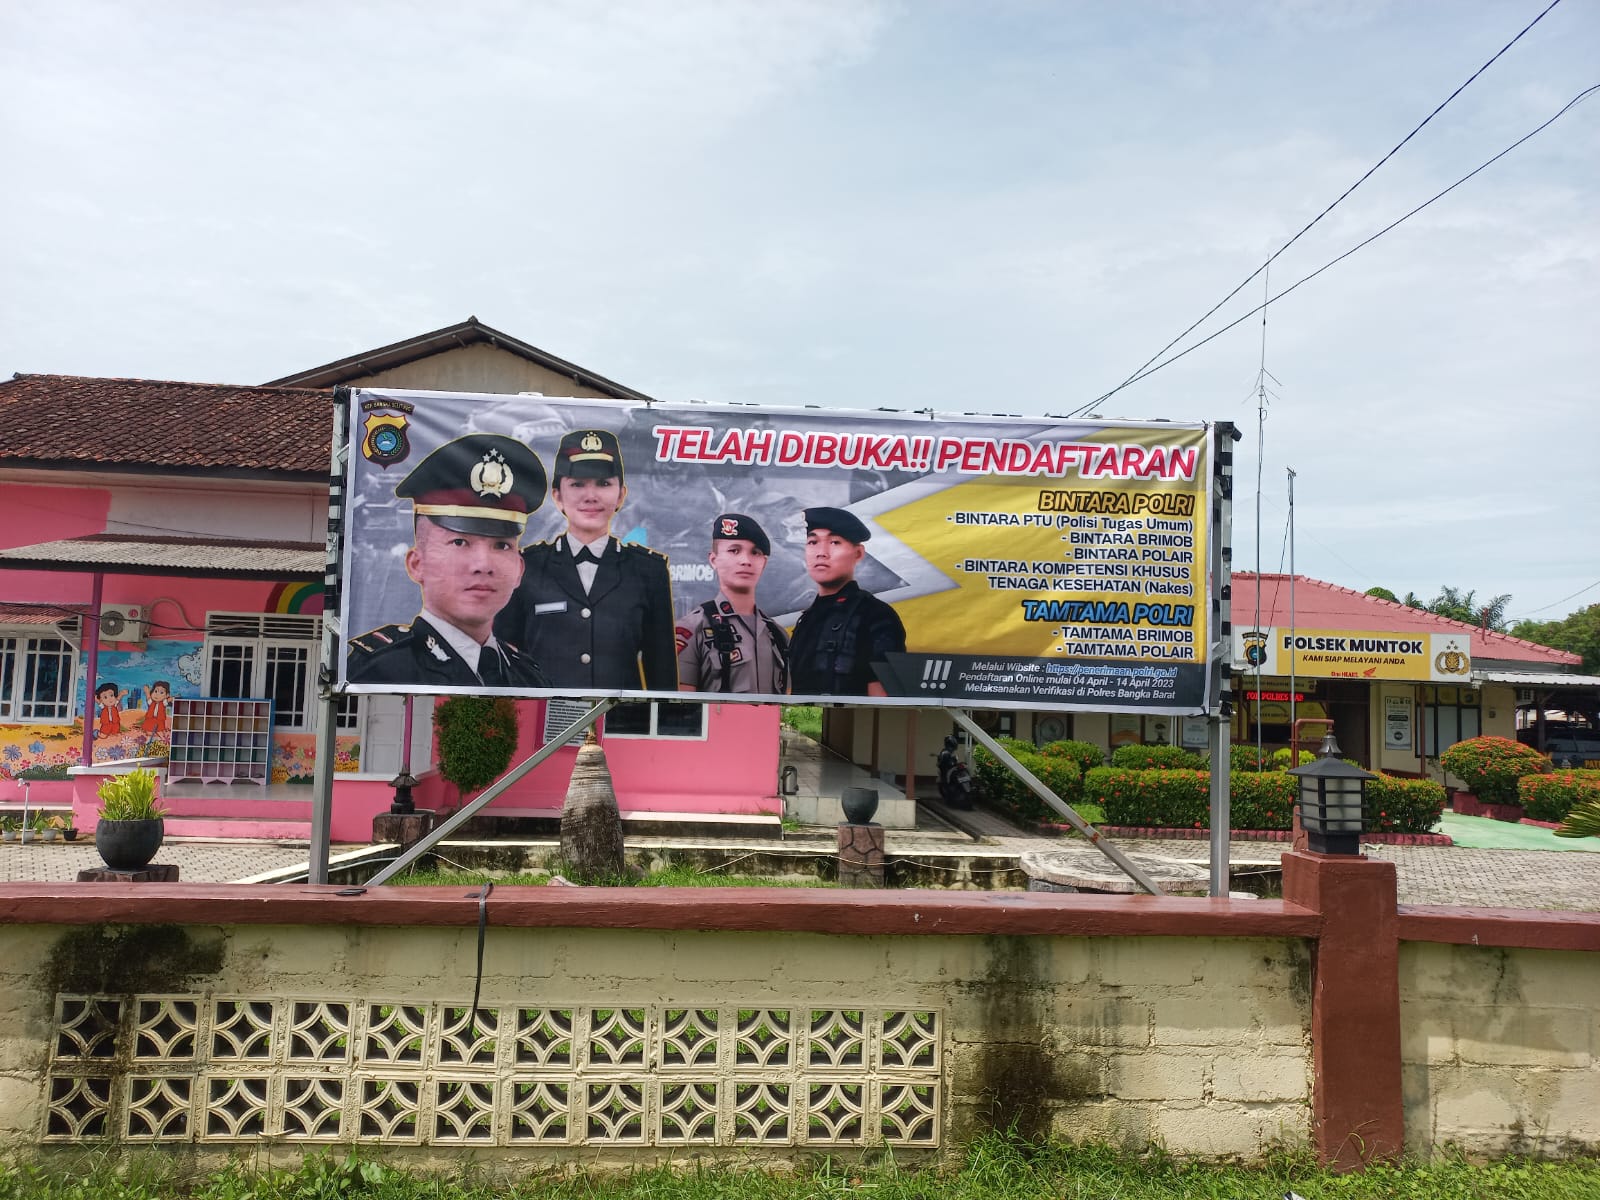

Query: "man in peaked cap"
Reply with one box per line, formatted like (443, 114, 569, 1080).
(347, 434, 551, 689)
(675, 514, 789, 695)
(495, 427, 676, 692)
(787, 505, 906, 697)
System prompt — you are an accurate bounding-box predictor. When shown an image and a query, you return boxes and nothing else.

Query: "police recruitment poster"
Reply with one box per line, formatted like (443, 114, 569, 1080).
(335, 388, 1217, 713)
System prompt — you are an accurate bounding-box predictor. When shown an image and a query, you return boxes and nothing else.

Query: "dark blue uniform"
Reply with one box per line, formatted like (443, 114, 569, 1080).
(788, 581, 906, 697)
(348, 615, 549, 689)
(497, 536, 676, 692)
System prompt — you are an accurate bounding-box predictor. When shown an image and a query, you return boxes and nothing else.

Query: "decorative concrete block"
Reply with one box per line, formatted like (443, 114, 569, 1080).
(371, 810, 437, 847)
(76, 864, 178, 883)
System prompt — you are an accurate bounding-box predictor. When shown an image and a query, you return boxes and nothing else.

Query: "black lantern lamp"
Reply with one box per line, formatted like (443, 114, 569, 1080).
(1287, 732, 1375, 855)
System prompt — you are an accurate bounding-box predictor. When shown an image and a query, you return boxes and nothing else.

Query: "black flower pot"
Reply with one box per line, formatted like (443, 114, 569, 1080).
(840, 786, 879, 825)
(95, 818, 165, 871)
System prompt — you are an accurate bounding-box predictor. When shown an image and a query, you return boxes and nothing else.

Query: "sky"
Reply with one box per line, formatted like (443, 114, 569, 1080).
(2, 0, 1596, 625)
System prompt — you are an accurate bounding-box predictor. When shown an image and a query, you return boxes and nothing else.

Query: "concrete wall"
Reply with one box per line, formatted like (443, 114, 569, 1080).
(1401, 941, 1600, 1156)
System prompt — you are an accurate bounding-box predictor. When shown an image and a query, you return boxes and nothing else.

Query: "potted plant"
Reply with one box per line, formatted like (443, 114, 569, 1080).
(1438, 735, 1551, 822)
(95, 767, 168, 870)
(0, 815, 18, 843)
(32, 811, 59, 843)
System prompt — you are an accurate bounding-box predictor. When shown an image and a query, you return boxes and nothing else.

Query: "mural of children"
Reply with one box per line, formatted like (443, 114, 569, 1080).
(139, 681, 172, 735)
(94, 682, 127, 738)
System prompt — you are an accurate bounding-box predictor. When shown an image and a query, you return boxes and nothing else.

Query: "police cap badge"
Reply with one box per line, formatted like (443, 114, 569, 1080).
(711, 513, 771, 556)
(553, 428, 624, 482)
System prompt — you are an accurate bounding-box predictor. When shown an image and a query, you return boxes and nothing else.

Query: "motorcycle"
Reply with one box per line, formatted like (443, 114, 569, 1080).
(935, 736, 975, 810)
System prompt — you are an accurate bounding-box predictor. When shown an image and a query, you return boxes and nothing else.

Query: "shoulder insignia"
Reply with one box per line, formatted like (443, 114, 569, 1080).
(621, 541, 667, 560)
(675, 625, 692, 653)
(351, 624, 407, 653)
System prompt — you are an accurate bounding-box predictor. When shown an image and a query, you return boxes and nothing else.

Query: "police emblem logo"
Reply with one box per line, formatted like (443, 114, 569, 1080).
(580, 431, 604, 452)
(719, 517, 739, 538)
(469, 449, 513, 498)
(1241, 630, 1269, 668)
(362, 411, 411, 468)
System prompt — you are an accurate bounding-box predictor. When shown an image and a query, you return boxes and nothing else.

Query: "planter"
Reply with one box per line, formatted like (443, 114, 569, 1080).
(1, 830, 15, 844)
(1452, 792, 1525, 822)
(40, 828, 60, 843)
(95, 818, 165, 870)
(62, 829, 79, 842)
(840, 786, 880, 825)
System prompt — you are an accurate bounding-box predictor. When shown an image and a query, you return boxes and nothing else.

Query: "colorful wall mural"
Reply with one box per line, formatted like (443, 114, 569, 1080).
(1, 638, 361, 782)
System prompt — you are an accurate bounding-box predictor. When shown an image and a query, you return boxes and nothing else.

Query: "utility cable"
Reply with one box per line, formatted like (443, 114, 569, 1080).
(1077, 0, 1568, 417)
(1071, 82, 1600, 409)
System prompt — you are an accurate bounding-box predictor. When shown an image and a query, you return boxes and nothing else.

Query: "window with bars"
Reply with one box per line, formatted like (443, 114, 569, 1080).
(0, 633, 77, 724)
(203, 614, 358, 734)
(603, 701, 707, 740)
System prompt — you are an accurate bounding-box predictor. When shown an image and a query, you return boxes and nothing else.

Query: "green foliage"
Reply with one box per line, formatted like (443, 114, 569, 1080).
(1268, 747, 1314, 769)
(1038, 738, 1105, 776)
(1512, 602, 1600, 674)
(779, 705, 821, 738)
(1425, 584, 1512, 631)
(1110, 743, 1206, 771)
(1364, 585, 1399, 603)
(1439, 735, 1552, 806)
(1087, 766, 1439, 833)
(972, 736, 1082, 821)
(433, 696, 518, 795)
(1556, 796, 1600, 839)
(1521, 771, 1600, 823)
(95, 767, 166, 820)
(1229, 743, 1269, 773)
(4, 1133, 1600, 1198)
(1365, 774, 1447, 834)
(397, 862, 829, 888)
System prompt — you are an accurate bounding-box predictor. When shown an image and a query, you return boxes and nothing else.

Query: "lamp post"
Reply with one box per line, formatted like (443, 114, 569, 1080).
(1287, 732, 1375, 856)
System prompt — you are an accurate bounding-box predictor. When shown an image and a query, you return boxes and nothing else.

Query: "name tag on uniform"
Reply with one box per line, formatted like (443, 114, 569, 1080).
(534, 601, 568, 615)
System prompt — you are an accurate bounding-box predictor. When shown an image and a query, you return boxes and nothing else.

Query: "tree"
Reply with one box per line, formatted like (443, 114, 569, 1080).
(1511, 603, 1600, 675)
(1425, 586, 1512, 632)
(1365, 586, 1399, 603)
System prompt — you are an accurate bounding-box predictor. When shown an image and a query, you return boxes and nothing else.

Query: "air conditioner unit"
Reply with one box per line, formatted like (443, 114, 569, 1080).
(100, 604, 147, 645)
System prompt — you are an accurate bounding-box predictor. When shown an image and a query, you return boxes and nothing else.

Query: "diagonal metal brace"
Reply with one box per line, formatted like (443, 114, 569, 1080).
(949, 708, 1163, 896)
(365, 698, 614, 885)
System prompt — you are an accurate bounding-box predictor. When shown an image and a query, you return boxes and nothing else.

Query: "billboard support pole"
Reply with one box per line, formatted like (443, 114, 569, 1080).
(307, 389, 352, 885)
(949, 709, 1162, 896)
(1208, 422, 1239, 897)
(366, 698, 615, 885)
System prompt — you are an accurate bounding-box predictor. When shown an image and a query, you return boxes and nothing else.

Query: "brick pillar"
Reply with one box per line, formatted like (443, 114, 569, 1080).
(837, 823, 886, 888)
(1282, 849, 1403, 1172)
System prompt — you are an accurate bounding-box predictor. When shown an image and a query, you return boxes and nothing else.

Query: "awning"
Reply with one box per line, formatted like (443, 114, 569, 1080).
(0, 603, 89, 626)
(1473, 669, 1600, 691)
(0, 535, 323, 580)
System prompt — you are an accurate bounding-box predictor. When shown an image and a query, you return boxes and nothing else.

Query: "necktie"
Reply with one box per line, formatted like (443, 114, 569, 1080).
(573, 546, 601, 564)
(478, 649, 507, 687)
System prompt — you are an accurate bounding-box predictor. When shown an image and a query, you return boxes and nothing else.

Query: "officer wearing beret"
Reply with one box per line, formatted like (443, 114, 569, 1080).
(787, 506, 907, 697)
(496, 428, 676, 692)
(348, 435, 551, 689)
(676, 514, 789, 695)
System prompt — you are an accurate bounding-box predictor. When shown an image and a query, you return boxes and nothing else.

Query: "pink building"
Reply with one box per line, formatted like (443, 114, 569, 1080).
(0, 321, 782, 841)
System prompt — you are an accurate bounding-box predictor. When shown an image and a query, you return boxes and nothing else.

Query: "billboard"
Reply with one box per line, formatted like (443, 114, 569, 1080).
(1233, 627, 1472, 682)
(335, 389, 1218, 712)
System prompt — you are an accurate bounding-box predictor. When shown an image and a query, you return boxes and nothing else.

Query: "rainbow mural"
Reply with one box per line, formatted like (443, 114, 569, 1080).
(265, 581, 325, 615)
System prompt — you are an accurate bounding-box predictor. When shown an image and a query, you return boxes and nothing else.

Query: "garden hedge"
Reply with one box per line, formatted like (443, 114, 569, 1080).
(1520, 771, 1600, 824)
(1109, 744, 1207, 771)
(972, 737, 1082, 822)
(1438, 735, 1551, 805)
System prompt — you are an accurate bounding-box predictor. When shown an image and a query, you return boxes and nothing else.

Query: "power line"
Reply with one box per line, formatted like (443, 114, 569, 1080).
(1506, 579, 1600, 623)
(1080, 0, 1567, 417)
(1069, 82, 1599, 410)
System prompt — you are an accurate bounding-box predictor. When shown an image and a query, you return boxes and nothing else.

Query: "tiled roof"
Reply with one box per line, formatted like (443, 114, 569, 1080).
(0, 603, 89, 625)
(1232, 573, 1580, 667)
(0, 535, 322, 579)
(0, 374, 333, 475)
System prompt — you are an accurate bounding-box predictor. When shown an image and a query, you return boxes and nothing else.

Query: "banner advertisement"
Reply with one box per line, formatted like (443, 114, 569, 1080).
(1234, 627, 1472, 683)
(336, 389, 1216, 712)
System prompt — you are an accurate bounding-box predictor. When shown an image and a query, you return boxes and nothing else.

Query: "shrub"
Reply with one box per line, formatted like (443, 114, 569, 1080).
(1520, 771, 1600, 823)
(1269, 747, 1314, 769)
(1438, 735, 1552, 805)
(1087, 767, 1209, 828)
(1227, 771, 1296, 830)
(1230, 744, 1269, 773)
(96, 767, 166, 820)
(973, 738, 1082, 821)
(1039, 739, 1105, 777)
(1364, 774, 1447, 834)
(1110, 744, 1206, 771)
(434, 696, 519, 795)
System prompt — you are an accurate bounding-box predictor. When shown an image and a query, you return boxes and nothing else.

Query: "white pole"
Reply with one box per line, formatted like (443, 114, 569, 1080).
(1287, 468, 1297, 755)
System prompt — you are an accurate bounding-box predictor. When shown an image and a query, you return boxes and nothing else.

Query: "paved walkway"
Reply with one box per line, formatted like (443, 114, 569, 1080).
(0, 838, 315, 884)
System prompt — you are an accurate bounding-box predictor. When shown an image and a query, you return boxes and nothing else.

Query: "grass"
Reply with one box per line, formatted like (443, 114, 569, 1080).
(780, 704, 822, 739)
(394, 861, 831, 888)
(5, 1136, 1600, 1199)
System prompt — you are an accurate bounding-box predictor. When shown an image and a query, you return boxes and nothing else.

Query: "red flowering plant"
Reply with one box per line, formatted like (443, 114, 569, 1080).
(1437, 735, 1551, 806)
(1520, 771, 1600, 824)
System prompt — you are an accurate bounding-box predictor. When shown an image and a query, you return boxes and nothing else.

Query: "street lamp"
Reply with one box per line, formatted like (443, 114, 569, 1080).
(1287, 732, 1375, 856)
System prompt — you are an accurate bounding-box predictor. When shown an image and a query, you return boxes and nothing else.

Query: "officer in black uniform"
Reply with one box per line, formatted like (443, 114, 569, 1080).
(787, 506, 907, 697)
(675, 513, 789, 694)
(496, 428, 676, 692)
(347, 435, 551, 689)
